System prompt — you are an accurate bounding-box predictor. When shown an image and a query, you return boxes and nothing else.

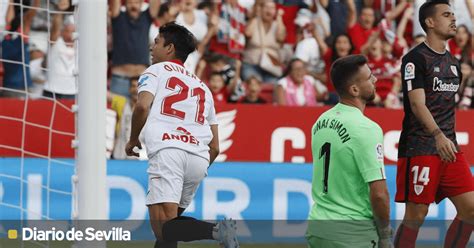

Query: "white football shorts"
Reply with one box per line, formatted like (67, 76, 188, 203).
(146, 148, 209, 208)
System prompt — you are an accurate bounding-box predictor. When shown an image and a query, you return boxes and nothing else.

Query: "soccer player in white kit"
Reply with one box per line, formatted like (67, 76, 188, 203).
(125, 22, 239, 248)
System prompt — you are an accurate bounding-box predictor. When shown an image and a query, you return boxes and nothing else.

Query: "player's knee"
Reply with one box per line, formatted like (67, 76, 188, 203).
(404, 204, 429, 226)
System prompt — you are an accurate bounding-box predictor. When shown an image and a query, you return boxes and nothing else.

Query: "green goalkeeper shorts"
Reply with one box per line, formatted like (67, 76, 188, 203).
(306, 235, 378, 248)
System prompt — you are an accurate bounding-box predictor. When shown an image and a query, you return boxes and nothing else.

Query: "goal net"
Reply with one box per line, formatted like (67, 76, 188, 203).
(0, 0, 108, 241)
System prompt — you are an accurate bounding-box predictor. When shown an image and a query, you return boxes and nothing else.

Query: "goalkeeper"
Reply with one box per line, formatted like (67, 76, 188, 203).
(307, 55, 392, 248)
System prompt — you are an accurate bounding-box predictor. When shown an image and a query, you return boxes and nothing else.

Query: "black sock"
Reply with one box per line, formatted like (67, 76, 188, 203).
(154, 239, 177, 248)
(161, 216, 215, 242)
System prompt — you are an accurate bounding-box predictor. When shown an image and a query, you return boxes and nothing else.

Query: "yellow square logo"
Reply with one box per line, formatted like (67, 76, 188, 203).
(8, 229, 18, 239)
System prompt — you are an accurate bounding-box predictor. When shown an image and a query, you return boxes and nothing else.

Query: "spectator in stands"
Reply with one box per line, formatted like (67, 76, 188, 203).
(42, 12, 77, 99)
(293, 8, 327, 82)
(208, 59, 242, 104)
(364, 37, 402, 108)
(176, 0, 208, 42)
(196, 53, 245, 102)
(209, 72, 228, 104)
(149, 2, 178, 48)
(319, 0, 350, 38)
(238, 76, 267, 104)
(315, 33, 354, 104)
(208, 0, 246, 60)
(346, 0, 378, 54)
(175, 0, 216, 73)
(109, 0, 159, 99)
(457, 76, 473, 110)
(448, 25, 471, 64)
(1, 0, 40, 98)
(396, 4, 414, 50)
(28, 0, 65, 99)
(111, 77, 145, 159)
(275, 58, 327, 106)
(449, 24, 473, 109)
(28, 0, 65, 91)
(0, 0, 14, 41)
(242, 0, 286, 84)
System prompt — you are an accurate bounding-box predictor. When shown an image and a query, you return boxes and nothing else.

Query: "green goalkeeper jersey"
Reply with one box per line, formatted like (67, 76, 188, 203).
(307, 103, 386, 242)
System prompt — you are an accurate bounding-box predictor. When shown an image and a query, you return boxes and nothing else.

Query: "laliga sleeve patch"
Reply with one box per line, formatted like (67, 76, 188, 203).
(138, 75, 149, 88)
(404, 62, 415, 80)
(376, 143, 384, 162)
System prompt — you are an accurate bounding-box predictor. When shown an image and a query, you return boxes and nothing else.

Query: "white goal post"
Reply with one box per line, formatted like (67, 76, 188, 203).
(76, 0, 108, 220)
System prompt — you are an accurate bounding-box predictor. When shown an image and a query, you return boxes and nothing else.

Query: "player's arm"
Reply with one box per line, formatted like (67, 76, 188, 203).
(208, 124, 219, 165)
(369, 179, 392, 248)
(354, 124, 392, 246)
(408, 89, 456, 162)
(126, 91, 154, 156)
(109, 0, 121, 18)
(126, 72, 158, 156)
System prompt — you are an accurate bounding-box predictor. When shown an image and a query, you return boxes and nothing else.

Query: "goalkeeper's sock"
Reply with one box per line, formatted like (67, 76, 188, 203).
(162, 216, 216, 242)
(153, 240, 177, 248)
(444, 217, 474, 248)
(394, 223, 418, 248)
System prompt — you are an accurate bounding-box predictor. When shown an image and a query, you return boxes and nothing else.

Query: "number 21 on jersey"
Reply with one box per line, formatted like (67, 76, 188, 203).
(161, 77, 206, 125)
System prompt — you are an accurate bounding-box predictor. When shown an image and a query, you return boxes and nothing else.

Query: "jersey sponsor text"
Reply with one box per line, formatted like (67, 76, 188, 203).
(432, 77, 459, 92)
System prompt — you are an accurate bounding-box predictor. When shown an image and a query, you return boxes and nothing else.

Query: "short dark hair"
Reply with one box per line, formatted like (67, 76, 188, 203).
(159, 22, 197, 62)
(419, 0, 450, 33)
(330, 55, 368, 96)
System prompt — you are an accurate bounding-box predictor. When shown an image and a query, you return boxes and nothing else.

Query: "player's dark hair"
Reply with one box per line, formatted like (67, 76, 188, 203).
(419, 0, 450, 33)
(159, 22, 197, 62)
(330, 55, 368, 96)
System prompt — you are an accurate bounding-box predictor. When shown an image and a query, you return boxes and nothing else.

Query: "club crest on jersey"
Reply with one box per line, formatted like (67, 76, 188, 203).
(414, 185, 424, 195)
(450, 65, 458, 76)
(404, 62, 415, 80)
(375, 143, 384, 162)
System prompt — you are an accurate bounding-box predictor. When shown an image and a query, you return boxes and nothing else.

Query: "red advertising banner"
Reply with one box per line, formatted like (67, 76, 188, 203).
(1, 99, 473, 164)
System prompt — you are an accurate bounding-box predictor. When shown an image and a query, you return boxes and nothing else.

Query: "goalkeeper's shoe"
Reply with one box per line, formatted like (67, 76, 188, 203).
(217, 218, 239, 248)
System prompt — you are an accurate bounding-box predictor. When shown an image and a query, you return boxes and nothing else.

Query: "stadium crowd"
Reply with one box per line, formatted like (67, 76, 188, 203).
(0, 0, 473, 109)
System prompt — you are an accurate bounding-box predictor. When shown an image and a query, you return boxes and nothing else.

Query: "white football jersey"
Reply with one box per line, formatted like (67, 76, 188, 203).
(137, 60, 217, 161)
